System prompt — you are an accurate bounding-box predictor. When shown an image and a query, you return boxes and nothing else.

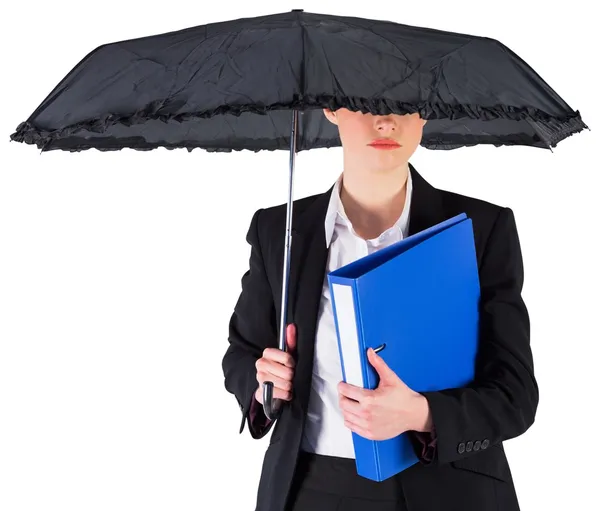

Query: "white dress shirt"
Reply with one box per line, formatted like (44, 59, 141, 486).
(300, 169, 413, 458)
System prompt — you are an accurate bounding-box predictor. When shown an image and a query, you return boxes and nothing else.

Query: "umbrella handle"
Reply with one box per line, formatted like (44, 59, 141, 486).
(261, 109, 298, 422)
(262, 381, 282, 420)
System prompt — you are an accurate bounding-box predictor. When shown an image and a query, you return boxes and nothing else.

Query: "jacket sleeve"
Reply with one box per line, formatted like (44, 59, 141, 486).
(221, 208, 277, 440)
(416, 207, 539, 465)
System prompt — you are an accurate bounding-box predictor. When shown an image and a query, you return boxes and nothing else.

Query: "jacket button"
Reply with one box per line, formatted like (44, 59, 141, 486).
(458, 442, 466, 454)
(466, 441, 473, 452)
(481, 439, 490, 449)
(474, 440, 481, 451)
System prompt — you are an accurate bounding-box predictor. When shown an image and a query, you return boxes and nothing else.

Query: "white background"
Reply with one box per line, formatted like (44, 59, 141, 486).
(0, 1, 597, 510)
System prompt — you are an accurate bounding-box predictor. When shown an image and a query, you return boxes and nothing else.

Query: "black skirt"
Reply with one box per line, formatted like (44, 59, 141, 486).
(285, 451, 408, 511)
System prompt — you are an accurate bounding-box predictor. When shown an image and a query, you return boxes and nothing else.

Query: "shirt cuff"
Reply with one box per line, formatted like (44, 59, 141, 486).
(249, 393, 273, 433)
(411, 428, 438, 463)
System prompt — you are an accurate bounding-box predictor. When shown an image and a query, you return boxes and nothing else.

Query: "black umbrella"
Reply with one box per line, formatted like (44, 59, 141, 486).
(9, 9, 588, 419)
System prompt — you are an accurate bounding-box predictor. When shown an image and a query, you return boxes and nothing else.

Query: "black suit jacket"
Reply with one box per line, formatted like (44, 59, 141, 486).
(222, 164, 539, 511)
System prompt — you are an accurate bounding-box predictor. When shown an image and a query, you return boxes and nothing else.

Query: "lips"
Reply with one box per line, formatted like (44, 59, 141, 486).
(369, 138, 400, 147)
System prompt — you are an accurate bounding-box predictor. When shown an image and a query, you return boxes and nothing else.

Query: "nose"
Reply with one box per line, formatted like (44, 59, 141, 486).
(374, 115, 397, 132)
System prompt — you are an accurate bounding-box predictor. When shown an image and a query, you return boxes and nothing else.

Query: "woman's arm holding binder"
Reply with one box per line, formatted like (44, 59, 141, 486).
(222, 208, 277, 440)
(416, 206, 539, 465)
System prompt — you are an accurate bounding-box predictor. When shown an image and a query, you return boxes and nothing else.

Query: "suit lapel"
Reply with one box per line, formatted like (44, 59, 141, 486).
(286, 186, 333, 412)
(407, 164, 447, 236)
(286, 164, 447, 412)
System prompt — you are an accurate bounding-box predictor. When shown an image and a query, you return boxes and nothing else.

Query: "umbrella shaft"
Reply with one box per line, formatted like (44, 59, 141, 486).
(264, 109, 298, 420)
(278, 109, 298, 352)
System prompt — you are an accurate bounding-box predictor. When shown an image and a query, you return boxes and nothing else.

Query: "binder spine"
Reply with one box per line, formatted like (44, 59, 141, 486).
(329, 277, 381, 481)
(352, 281, 381, 481)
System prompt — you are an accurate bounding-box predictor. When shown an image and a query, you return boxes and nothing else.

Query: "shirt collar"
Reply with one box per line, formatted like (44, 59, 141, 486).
(324, 167, 413, 248)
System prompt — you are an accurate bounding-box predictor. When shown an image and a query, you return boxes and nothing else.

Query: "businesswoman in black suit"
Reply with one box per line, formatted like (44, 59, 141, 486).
(222, 107, 538, 511)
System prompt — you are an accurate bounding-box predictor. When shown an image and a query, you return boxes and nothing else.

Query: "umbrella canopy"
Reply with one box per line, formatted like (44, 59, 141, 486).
(10, 9, 587, 153)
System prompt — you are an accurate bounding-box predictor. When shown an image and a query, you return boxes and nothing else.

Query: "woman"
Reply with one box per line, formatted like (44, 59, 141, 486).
(222, 108, 538, 511)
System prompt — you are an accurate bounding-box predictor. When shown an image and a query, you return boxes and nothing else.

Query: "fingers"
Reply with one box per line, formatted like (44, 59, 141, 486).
(262, 323, 297, 364)
(338, 381, 370, 402)
(339, 393, 363, 416)
(262, 347, 295, 368)
(286, 323, 297, 353)
(255, 355, 294, 403)
(343, 409, 369, 432)
(256, 368, 293, 392)
(256, 357, 294, 382)
(254, 323, 297, 405)
(367, 347, 398, 383)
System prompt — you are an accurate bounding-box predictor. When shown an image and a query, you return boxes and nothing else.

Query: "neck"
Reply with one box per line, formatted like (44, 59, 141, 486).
(339, 162, 409, 240)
